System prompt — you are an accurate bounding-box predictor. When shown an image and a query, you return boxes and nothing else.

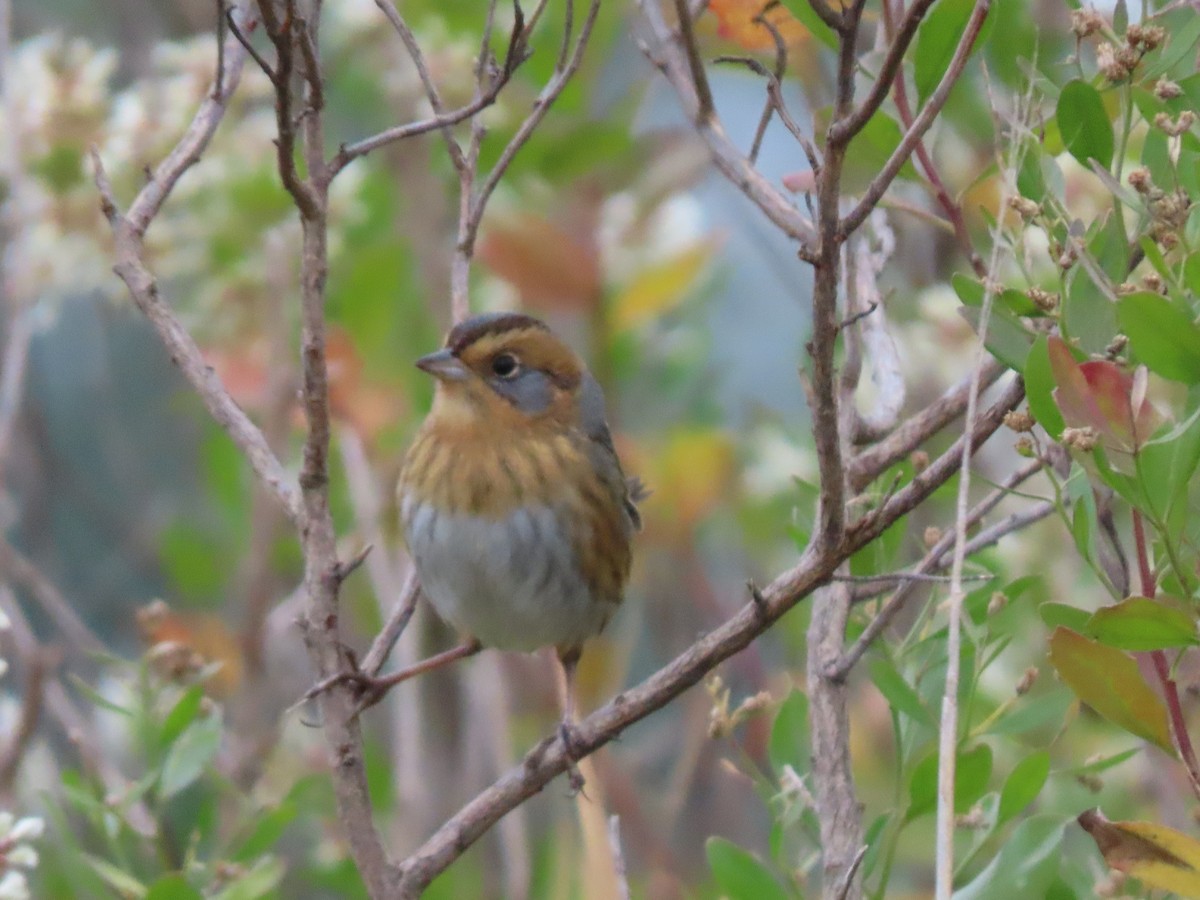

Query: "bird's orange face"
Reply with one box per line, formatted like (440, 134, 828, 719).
(416, 314, 585, 438)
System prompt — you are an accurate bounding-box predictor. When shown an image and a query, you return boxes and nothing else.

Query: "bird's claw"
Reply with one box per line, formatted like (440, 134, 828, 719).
(559, 721, 588, 796)
(296, 668, 390, 721)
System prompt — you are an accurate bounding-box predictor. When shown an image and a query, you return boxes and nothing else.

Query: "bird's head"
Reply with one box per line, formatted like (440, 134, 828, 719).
(416, 312, 586, 432)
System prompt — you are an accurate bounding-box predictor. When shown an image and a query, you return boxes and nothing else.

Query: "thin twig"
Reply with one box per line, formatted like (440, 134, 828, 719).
(888, 22, 985, 276)
(840, 1, 992, 238)
(128, 2, 257, 236)
(225, 7, 276, 83)
(370, 0, 463, 167)
(849, 358, 1006, 490)
(671, 0, 713, 122)
(831, 572, 993, 586)
(466, 0, 601, 256)
(1134, 509, 1200, 800)
(0, 536, 106, 657)
(830, 0, 938, 145)
(636, 0, 817, 246)
(331, 89, 511, 174)
(91, 150, 302, 525)
(934, 157, 1007, 900)
(0, 305, 31, 473)
(608, 815, 631, 900)
(831, 457, 1045, 679)
(0, 645, 47, 791)
(362, 570, 420, 677)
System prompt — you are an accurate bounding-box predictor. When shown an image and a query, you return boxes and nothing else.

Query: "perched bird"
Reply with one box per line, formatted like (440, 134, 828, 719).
(394, 312, 641, 786)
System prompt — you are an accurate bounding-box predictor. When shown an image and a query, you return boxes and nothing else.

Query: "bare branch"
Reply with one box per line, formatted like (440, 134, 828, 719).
(840, 1, 991, 238)
(128, 2, 258, 236)
(0, 644, 47, 791)
(889, 45, 985, 276)
(362, 571, 420, 677)
(0, 305, 31, 473)
(369, 0, 464, 167)
(257, 1, 321, 218)
(671, 0, 713, 122)
(848, 358, 1006, 491)
(330, 88, 510, 174)
(712, 55, 820, 174)
(226, 5, 277, 82)
(0, 536, 106, 657)
(806, 0, 846, 32)
(831, 457, 1045, 679)
(464, 0, 602, 257)
(935, 186, 1007, 898)
(829, 0, 937, 145)
(636, 0, 818, 246)
(91, 151, 302, 525)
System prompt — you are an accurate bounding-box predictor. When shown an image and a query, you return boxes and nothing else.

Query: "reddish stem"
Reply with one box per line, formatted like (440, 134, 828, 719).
(885, 0, 985, 277)
(1133, 510, 1200, 798)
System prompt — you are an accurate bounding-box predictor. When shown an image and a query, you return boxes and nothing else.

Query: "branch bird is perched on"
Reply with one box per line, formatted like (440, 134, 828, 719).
(396, 312, 642, 789)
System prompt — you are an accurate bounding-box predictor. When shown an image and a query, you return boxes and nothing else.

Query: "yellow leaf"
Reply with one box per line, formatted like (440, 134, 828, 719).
(1079, 808, 1200, 897)
(648, 429, 736, 533)
(611, 242, 713, 331)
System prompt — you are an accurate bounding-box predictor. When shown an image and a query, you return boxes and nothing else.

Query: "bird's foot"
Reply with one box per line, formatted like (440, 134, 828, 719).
(294, 668, 392, 721)
(559, 720, 588, 796)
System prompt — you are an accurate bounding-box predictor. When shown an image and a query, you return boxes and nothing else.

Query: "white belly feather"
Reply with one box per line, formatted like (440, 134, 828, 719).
(401, 496, 610, 652)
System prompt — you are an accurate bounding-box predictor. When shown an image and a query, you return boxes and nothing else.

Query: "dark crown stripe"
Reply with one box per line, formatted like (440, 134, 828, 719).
(446, 312, 549, 355)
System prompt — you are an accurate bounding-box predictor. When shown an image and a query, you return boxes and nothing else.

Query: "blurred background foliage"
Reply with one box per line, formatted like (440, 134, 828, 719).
(3, 0, 1200, 897)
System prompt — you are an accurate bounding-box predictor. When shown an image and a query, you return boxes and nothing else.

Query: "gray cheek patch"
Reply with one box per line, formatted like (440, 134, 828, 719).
(491, 369, 554, 414)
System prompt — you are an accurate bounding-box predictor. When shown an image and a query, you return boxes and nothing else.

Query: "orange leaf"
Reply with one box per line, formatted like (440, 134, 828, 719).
(479, 214, 601, 313)
(137, 601, 244, 698)
(708, 0, 810, 51)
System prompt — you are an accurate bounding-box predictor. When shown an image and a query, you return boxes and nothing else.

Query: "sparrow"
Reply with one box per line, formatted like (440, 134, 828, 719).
(392, 312, 641, 787)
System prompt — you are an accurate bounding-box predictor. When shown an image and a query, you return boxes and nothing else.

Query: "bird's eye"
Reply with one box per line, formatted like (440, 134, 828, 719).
(491, 353, 520, 379)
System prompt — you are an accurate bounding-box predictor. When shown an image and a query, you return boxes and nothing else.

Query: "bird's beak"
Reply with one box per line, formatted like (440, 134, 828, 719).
(415, 348, 469, 382)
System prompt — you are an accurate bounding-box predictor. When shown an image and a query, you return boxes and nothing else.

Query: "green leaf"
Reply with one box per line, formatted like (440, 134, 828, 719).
(988, 685, 1075, 736)
(1017, 148, 1046, 201)
(1025, 335, 1066, 438)
(780, 0, 837, 50)
(1047, 627, 1174, 752)
(998, 751, 1051, 824)
(768, 690, 810, 775)
(212, 857, 286, 900)
(1062, 746, 1140, 774)
(908, 744, 993, 820)
(1084, 596, 1199, 651)
(158, 685, 205, 751)
(869, 659, 935, 727)
(82, 852, 147, 898)
(953, 816, 1066, 899)
(1117, 292, 1200, 384)
(1143, 12, 1200, 80)
(953, 272, 985, 307)
(914, 0, 977, 104)
(67, 674, 134, 718)
(146, 876, 203, 900)
(231, 801, 298, 862)
(159, 712, 223, 799)
(706, 837, 791, 900)
(1057, 80, 1114, 169)
(959, 305, 1033, 371)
